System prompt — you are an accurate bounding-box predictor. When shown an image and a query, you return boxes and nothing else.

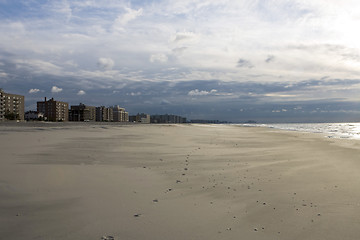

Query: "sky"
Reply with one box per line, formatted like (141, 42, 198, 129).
(1, 0, 360, 122)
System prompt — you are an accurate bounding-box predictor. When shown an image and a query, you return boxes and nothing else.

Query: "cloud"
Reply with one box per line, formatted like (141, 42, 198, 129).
(265, 93, 297, 98)
(113, 7, 143, 30)
(29, 88, 40, 94)
(4, 1, 360, 122)
(237, 59, 254, 68)
(173, 31, 199, 43)
(49, 1, 72, 20)
(130, 92, 141, 96)
(51, 86, 63, 93)
(265, 55, 275, 63)
(188, 89, 217, 96)
(97, 58, 114, 70)
(14, 59, 63, 75)
(2, 0, 360, 85)
(172, 47, 188, 54)
(271, 109, 288, 113)
(64, 60, 78, 67)
(160, 99, 172, 105)
(0, 72, 7, 78)
(77, 90, 86, 95)
(150, 53, 168, 63)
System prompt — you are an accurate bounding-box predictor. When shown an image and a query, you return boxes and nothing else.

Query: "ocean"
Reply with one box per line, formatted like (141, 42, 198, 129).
(242, 122, 360, 140)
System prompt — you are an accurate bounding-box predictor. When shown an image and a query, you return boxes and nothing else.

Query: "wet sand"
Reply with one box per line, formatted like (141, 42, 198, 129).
(1, 123, 360, 240)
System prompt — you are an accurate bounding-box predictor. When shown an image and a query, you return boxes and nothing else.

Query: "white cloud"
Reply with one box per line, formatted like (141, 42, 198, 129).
(64, 60, 78, 67)
(272, 109, 288, 113)
(49, 1, 72, 20)
(3, 0, 360, 92)
(77, 90, 86, 95)
(51, 86, 63, 93)
(97, 58, 114, 70)
(14, 59, 63, 75)
(29, 88, 40, 94)
(0, 72, 7, 78)
(188, 89, 217, 96)
(173, 31, 200, 44)
(130, 92, 141, 96)
(265, 93, 297, 97)
(113, 7, 143, 31)
(150, 53, 168, 63)
(8, 21, 25, 34)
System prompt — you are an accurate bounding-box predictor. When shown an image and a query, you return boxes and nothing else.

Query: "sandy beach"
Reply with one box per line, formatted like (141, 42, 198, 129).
(1, 123, 360, 240)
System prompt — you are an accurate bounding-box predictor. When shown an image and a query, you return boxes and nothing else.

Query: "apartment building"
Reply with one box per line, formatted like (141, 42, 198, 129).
(37, 97, 69, 121)
(69, 103, 96, 121)
(112, 105, 129, 122)
(151, 114, 186, 124)
(0, 89, 25, 121)
(129, 113, 150, 123)
(0, 89, 3, 121)
(96, 106, 113, 122)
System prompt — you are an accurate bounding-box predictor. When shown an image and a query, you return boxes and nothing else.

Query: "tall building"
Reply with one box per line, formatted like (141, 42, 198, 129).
(37, 97, 69, 122)
(151, 114, 186, 124)
(69, 103, 96, 121)
(112, 105, 129, 122)
(129, 113, 150, 123)
(96, 106, 113, 122)
(0, 89, 3, 121)
(0, 89, 25, 121)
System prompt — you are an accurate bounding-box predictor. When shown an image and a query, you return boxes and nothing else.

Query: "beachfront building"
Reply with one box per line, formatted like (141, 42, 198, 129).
(129, 113, 151, 123)
(0, 89, 4, 121)
(0, 89, 25, 121)
(151, 114, 187, 124)
(96, 106, 113, 122)
(37, 97, 69, 122)
(190, 119, 224, 124)
(112, 105, 129, 122)
(69, 103, 96, 122)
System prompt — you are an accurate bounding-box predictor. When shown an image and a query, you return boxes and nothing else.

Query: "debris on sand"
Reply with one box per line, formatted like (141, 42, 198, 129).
(101, 235, 114, 240)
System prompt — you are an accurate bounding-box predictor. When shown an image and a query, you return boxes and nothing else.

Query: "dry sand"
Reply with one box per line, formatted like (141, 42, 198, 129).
(1, 123, 360, 240)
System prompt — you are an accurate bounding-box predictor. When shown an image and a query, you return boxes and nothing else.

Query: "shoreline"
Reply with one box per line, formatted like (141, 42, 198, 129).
(1, 124, 360, 239)
(2, 121, 360, 139)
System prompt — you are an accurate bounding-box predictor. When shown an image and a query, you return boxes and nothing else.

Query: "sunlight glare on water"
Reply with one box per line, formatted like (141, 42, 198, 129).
(242, 123, 360, 140)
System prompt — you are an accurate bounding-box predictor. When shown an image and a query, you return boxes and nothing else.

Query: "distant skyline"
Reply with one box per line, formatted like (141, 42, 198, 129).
(2, 0, 360, 122)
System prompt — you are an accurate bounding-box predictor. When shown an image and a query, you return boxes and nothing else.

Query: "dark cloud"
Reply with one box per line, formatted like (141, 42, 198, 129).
(237, 58, 254, 68)
(2, 58, 360, 123)
(265, 55, 275, 63)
